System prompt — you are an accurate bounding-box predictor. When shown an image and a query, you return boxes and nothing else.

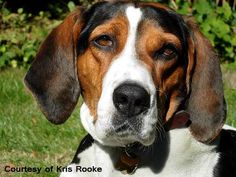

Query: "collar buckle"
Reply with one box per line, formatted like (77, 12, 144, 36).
(115, 146, 140, 174)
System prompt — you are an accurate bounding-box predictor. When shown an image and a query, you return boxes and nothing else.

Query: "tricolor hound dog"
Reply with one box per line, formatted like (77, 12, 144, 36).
(24, 1, 236, 177)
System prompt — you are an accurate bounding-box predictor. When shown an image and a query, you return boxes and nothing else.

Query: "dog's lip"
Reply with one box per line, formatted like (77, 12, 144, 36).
(106, 128, 156, 146)
(114, 124, 130, 133)
(111, 121, 156, 136)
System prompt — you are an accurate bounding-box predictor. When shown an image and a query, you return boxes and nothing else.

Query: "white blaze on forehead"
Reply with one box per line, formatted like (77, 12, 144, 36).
(124, 6, 142, 56)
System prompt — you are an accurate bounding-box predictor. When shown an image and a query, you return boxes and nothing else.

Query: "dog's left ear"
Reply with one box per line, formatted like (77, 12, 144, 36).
(24, 8, 84, 124)
(184, 17, 226, 143)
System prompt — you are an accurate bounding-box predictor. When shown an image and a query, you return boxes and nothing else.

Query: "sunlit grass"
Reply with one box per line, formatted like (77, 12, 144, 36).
(0, 68, 86, 177)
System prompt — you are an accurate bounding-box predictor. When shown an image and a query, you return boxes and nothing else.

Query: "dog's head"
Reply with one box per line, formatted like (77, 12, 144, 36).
(24, 1, 225, 146)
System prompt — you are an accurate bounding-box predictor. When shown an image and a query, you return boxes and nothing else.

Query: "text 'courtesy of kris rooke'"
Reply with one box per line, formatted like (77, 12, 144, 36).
(4, 165, 103, 174)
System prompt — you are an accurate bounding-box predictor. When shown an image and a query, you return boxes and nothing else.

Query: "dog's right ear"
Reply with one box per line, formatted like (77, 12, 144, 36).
(24, 8, 84, 124)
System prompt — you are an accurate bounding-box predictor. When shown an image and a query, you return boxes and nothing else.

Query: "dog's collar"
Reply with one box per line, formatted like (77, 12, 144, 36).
(164, 110, 191, 131)
(115, 143, 140, 174)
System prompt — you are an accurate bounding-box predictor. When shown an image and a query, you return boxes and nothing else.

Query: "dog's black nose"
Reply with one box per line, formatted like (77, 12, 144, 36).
(113, 83, 150, 117)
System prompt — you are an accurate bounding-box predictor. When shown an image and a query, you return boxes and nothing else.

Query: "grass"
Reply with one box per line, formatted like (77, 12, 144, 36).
(0, 67, 235, 177)
(222, 63, 236, 127)
(221, 62, 236, 71)
(0, 69, 86, 177)
(225, 88, 236, 126)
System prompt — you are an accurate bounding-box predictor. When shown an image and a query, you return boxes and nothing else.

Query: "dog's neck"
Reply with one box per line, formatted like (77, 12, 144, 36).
(114, 110, 191, 174)
(90, 128, 219, 177)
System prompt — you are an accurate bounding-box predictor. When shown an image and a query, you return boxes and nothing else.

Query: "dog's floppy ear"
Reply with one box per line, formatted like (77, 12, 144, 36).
(185, 17, 226, 143)
(24, 8, 84, 124)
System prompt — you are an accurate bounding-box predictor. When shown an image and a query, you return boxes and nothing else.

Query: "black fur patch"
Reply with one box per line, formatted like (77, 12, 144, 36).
(72, 134, 94, 164)
(214, 129, 236, 177)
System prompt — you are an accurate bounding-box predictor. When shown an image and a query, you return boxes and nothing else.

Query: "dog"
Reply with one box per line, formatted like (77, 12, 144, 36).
(24, 1, 236, 177)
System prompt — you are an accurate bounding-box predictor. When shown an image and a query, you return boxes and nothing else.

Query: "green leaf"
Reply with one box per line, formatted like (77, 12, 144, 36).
(223, 35, 231, 43)
(17, 8, 23, 14)
(39, 11, 44, 17)
(195, 14, 203, 23)
(211, 19, 230, 38)
(221, 2, 232, 20)
(68, 1, 76, 12)
(0, 55, 8, 67)
(232, 36, 236, 46)
(194, 0, 211, 14)
(0, 46, 6, 53)
(23, 56, 28, 62)
(177, 2, 190, 15)
(225, 46, 233, 53)
(10, 60, 18, 68)
(200, 22, 211, 33)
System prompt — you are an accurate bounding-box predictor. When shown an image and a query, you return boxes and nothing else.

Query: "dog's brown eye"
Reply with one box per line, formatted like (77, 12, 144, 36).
(154, 44, 178, 60)
(93, 35, 113, 49)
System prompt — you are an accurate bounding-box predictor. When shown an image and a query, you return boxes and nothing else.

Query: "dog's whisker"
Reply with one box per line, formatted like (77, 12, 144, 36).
(155, 121, 166, 143)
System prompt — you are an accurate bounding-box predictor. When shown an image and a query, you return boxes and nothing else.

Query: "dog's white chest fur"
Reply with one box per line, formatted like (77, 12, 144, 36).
(60, 128, 219, 177)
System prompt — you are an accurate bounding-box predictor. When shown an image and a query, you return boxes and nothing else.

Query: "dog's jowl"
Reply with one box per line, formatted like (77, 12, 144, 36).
(25, 1, 236, 177)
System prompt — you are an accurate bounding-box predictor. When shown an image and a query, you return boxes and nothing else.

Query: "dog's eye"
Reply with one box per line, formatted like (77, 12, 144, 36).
(154, 44, 178, 60)
(93, 35, 113, 49)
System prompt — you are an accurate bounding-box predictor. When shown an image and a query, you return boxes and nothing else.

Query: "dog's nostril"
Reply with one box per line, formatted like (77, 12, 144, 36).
(117, 94, 128, 105)
(113, 83, 150, 117)
(134, 99, 142, 107)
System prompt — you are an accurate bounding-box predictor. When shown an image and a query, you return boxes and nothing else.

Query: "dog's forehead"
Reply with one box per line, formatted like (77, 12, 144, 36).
(90, 2, 179, 25)
(77, 2, 188, 52)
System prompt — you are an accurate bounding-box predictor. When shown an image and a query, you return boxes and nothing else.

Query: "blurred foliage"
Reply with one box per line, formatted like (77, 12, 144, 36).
(3, 0, 78, 18)
(0, 10, 60, 68)
(170, 0, 236, 63)
(0, 0, 236, 69)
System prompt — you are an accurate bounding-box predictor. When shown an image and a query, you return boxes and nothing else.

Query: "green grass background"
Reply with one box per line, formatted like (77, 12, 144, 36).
(0, 67, 235, 177)
(0, 69, 86, 177)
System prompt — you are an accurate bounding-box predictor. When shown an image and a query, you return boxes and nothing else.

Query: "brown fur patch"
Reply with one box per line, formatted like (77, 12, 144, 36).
(77, 16, 129, 119)
(136, 20, 185, 122)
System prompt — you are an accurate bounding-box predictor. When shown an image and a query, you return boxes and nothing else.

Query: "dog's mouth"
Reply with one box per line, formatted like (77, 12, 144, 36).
(106, 118, 157, 147)
(97, 111, 191, 147)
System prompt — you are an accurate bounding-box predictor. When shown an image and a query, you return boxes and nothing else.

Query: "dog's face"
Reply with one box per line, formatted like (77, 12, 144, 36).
(77, 3, 189, 146)
(25, 1, 225, 146)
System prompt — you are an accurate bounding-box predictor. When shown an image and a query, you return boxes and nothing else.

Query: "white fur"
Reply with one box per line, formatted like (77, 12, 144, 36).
(60, 126, 231, 177)
(81, 6, 157, 146)
(223, 124, 236, 131)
